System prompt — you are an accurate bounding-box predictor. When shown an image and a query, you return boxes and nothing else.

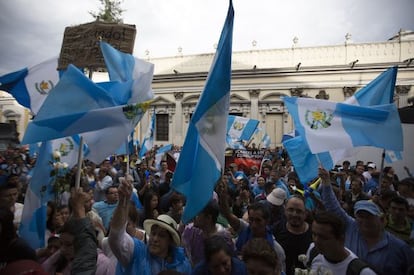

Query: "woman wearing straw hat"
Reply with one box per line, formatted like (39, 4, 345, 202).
(108, 176, 191, 275)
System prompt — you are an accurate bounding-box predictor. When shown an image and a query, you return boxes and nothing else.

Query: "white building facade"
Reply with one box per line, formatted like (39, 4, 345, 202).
(143, 31, 414, 147)
(1, 31, 413, 149)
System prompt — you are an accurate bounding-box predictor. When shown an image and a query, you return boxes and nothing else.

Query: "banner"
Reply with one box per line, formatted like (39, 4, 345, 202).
(225, 149, 265, 174)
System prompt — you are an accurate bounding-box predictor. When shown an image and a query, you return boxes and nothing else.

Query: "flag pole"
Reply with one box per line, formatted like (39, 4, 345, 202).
(126, 143, 130, 176)
(378, 149, 386, 185)
(75, 136, 84, 190)
(74, 63, 94, 190)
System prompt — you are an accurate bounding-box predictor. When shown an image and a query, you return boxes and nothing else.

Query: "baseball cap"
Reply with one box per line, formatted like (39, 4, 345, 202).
(354, 200, 382, 216)
(266, 188, 287, 206)
(367, 163, 376, 169)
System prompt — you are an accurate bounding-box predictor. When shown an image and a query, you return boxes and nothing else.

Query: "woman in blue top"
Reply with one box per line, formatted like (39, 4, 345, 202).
(108, 176, 191, 275)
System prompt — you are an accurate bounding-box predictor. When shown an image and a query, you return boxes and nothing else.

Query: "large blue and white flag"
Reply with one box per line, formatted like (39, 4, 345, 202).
(385, 150, 403, 163)
(155, 144, 173, 169)
(100, 41, 154, 104)
(284, 96, 403, 154)
(284, 67, 399, 183)
(83, 44, 155, 163)
(0, 58, 61, 115)
(19, 141, 53, 249)
(227, 115, 259, 141)
(21, 64, 120, 144)
(21, 64, 152, 163)
(171, 0, 234, 223)
(139, 112, 155, 159)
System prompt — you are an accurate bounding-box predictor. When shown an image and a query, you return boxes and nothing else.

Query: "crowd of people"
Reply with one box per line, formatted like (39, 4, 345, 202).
(0, 144, 414, 275)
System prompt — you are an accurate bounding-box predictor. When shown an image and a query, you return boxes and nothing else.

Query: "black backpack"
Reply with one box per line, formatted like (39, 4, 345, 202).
(307, 246, 373, 275)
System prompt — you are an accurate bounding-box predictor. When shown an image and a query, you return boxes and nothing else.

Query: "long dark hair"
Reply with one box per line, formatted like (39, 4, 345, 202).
(143, 190, 159, 220)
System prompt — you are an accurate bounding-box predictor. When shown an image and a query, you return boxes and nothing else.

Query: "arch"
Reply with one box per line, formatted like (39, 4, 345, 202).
(261, 92, 288, 101)
(230, 93, 248, 101)
(182, 94, 200, 104)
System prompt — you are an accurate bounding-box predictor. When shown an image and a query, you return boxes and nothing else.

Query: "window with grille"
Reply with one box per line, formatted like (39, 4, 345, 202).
(156, 114, 169, 141)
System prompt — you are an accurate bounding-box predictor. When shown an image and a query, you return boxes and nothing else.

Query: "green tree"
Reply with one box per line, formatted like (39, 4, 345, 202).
(90, 0, 124, 23)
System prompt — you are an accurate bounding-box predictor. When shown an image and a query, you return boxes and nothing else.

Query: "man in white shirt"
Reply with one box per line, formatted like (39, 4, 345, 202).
(307, 211, 377, 275)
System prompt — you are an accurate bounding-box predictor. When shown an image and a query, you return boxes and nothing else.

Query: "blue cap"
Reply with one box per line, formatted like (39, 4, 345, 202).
(354, 200, 382, 216)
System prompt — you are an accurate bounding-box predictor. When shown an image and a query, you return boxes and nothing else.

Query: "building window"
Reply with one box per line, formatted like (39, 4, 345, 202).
(156, 114, 169, 141)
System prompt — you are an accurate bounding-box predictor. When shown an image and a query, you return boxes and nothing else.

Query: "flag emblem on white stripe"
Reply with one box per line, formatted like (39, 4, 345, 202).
(232, 120, 245, 131)
(35, 80, 55, 95)
(122, 101, 152, 121)
(58, 138, 74, 157)
(305, 110, 333, 129)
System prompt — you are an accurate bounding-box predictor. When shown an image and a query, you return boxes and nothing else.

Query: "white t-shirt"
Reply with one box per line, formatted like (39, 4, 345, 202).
(307, 243, 377, 275)
(13, 202, 24, 228)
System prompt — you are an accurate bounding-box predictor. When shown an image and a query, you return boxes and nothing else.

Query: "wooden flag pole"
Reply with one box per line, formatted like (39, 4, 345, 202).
(378, 149, 386, 185)
(75, 136, 84, 190)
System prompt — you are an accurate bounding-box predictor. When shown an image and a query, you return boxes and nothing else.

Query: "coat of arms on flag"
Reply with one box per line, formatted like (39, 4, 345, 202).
(58, 137, 74, 157)
(305, 110, 333, 130)
(35, 80, 55, 95)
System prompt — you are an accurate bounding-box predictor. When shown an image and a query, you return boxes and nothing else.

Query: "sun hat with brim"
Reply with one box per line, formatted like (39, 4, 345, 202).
(143, 214, 181, 246)
(266, 188, 287, 206)
(354, 200, 382, 216)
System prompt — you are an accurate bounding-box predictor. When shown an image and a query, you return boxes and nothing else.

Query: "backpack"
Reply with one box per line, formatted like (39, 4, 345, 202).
(307, 246, 371, 275)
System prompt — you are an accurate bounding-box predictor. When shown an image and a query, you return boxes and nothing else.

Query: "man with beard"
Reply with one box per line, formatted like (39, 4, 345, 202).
(273, 195, 312, 275)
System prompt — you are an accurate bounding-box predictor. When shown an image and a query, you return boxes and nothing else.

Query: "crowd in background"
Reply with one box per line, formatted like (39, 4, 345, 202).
(1, 144, 414, 275)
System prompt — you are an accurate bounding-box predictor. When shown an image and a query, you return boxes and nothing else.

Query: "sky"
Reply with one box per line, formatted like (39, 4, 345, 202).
(0, 0, 413, 75)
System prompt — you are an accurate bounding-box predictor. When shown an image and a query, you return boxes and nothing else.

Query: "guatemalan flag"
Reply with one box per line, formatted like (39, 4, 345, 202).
(172, 0, 234, 223)
(385, 150, 403, 163)
(227, 115, 259, 141)
(284, 96, 403, 153)
(139, 111, 155, 159)
(19, 141, 54, 249)
(226, 135, 246, 150)
(82, 43, 154, 163)
(30, 136, 90, 168)
(100, 41, 154, 104)
(21, 64, 152, 161)
(261, 132, 271, 149)
(284, 67, 399, 184)
(155, 144, 173, 170)
(0, 58, 61, 115)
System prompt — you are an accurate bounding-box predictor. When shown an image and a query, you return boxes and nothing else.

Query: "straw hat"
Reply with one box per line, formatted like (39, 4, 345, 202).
(143, 214, 181, 246)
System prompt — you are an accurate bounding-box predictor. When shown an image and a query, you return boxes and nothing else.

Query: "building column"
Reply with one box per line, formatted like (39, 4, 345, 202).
(249, 89, 260, 119)
(174, 92, 184, 144)
(396, 85, 411, 108)
(342, 86, 357, 100)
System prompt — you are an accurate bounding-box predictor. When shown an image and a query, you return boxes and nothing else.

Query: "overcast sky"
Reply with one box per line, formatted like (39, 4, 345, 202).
(1, 0, 413, 75)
